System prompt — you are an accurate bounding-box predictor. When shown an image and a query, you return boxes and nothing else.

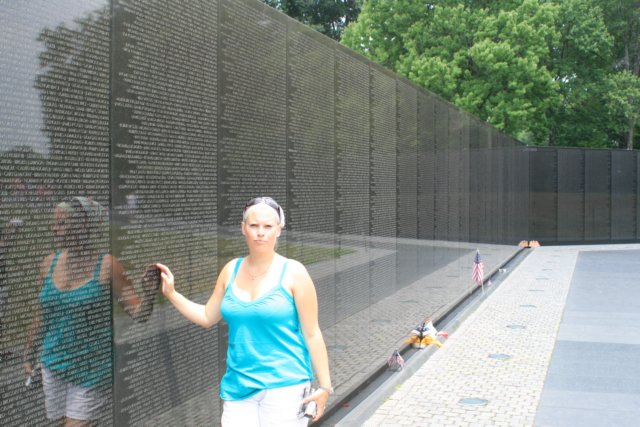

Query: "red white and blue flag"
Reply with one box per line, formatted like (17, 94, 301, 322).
(472, 250, 484, 286)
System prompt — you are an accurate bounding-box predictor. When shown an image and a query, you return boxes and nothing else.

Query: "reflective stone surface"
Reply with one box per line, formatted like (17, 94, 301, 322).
(1, 1, 637, 426)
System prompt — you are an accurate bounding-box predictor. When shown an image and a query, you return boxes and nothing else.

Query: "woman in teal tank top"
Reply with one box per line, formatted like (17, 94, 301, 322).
(157, 197, 333, 426)
(22, 197, 160, 425)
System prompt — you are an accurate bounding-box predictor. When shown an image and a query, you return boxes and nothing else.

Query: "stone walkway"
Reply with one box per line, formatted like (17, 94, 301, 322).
(338, 244, 640, 427)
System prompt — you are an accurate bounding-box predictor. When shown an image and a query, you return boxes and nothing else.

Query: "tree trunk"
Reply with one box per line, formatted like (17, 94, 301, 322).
(627, 116, 635, 150)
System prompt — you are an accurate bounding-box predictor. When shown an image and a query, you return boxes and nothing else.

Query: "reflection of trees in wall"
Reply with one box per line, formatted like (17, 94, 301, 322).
(1, 8, 110, 350)
(0, 8, 112, 425)
(35, 7, 111, 207)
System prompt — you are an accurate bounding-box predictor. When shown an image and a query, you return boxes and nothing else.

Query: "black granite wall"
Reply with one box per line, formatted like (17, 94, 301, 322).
(0, 1, 635, 426)
(529, 147, 639, 243)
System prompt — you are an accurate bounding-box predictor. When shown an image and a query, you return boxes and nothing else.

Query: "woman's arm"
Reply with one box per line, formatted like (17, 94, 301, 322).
(23, 253, 53, 374)
(23, 305, 41, 375)
(289, 260, 332, 421)
(155, 261, 230, 328)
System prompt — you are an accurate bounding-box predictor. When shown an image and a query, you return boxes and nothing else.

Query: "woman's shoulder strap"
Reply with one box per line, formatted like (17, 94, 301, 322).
(47, 251, 61, 276)
(93, 253, 106, 281)
(226, 257, 244, 289)
(277, 258, 289, 286)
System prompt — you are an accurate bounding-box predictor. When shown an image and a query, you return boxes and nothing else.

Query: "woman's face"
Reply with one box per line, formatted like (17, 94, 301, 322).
(241, 204, 282, 253)
(53, 205, 88, 249)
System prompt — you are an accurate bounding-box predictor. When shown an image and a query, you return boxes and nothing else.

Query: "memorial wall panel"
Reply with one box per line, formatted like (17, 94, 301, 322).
(503, 143, 515, 242)
(395, 80, 419, 290)
(514, 146, 530, 242)
(396, 80, 418, 239)
(446, 106, 465, 280)
(508, 138, 523, 243)
(218, 0, 287, 262)
(507, 136, 525, 243)
(477, 125, 492, 242)
(369, 65, 397, 303)
(285, 22, 337, 329)
(585, 150, 611, 240)
(459, 114, 470, 243)
(334, 47, 370, 322)
(287, 24, 335, 237)
(417, 92, 436, 240)
(486, 130, 497, 242)
(530, 149, 558, 242)
(447, 109, 461, 241)
(468, 118, 481, 242)
(490, 133, 504, 243)
(111, 0, 219, 424)
(434, 100, 449, 241)
(1, 2, 112, 425)
(557, 149, 585, 242)
(611, 151, 637, 240)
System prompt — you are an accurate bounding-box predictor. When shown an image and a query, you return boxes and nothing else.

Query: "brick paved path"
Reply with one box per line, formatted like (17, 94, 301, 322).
(360, 246, 579, 427)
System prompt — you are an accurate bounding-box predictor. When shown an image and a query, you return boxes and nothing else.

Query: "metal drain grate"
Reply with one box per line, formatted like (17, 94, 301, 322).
(459, 398, 489, 406)
(506, 324, 526, 330)
(488, 353, 512, 360)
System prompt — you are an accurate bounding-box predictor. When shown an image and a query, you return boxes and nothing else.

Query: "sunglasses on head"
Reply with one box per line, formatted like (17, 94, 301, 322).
(243, 197, 282, 223)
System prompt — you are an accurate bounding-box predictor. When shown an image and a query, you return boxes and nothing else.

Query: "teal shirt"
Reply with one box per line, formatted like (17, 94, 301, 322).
(220, 258, 313, 400)
(39, 252, 111, 387)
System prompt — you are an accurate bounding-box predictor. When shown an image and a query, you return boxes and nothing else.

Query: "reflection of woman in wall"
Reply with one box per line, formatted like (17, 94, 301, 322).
(0, 219, 24, 362)
(22, 196, 158, 426)
(157, 197, 333, 426)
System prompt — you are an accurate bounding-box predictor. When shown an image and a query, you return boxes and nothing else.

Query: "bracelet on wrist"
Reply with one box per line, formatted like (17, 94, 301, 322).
(319, 385, 334, 395)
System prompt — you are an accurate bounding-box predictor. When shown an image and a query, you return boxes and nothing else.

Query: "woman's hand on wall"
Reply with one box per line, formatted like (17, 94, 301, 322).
(156, 263, 175, 299)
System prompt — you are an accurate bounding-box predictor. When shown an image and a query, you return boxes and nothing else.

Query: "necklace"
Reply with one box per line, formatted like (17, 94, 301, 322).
(246, 260, 272, 280)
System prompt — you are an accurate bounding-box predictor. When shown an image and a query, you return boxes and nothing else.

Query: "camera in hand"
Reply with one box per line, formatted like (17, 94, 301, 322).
(300, 387, 317, 419)
(303, 400, 317, 419)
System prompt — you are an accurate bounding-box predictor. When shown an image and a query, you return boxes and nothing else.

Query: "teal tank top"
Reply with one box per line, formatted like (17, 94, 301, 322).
(39, 252, 111, 387)
(220, 258, 313, 400)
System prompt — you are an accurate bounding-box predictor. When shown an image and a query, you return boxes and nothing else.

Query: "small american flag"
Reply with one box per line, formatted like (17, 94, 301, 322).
(472, 250, 484, 286)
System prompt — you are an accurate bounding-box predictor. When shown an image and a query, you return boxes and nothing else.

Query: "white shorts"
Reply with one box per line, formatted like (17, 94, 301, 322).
(42, 367, 107, 421)
(221, 381, 311, 427)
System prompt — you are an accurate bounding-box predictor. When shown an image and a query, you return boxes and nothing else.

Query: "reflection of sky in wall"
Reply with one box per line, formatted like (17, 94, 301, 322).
(0, 0, 106, 155)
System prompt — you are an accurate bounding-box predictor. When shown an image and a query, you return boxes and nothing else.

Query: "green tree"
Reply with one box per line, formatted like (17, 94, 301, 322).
(262, 0, 362, 40)
(547, 0, 614, 148)
(602, 0, 640, 148)
(605, 71, 640, 149)
(343, 0, 561, 143)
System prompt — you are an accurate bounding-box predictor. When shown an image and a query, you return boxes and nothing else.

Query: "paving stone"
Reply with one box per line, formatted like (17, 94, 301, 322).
(358, 247, 577, 427)
(350, 244, 640, 427)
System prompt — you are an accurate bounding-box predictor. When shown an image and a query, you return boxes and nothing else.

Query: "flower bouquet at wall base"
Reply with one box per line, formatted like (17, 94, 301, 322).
(405, 320, 448, 349)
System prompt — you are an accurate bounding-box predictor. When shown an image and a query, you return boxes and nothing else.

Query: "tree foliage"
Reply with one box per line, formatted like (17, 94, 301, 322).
(342, 0, 640, 149)
(262, 0, 363, 40)
(547, 0, 614, 147)
(602, 0, 640, 148)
